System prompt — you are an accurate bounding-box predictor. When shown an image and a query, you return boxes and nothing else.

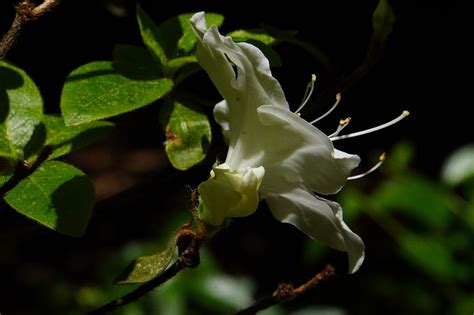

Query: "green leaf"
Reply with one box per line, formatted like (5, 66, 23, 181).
(0, 61, 44, 160)
(384, 141, 414, 174)
(157, 12, 224, 59)
(136, 4, 168, 66)
(44, 115, 114, 160)
(174, 13, 224, 55)
(167, 56, 197, 70)
(399, 233, 457, 281)
(228, 29, 277, 45)
(163, 13, 222, 73)
(371, 175, 453, 230)
(0, 163, 13, 187)
(372, 0, 396, 41)
(441, 144, 474, 186)
(112, 44, 161, 77)
(4, 161, 95, 237)
(115, 238, 176, 284)
(160, 100, 211, 170)
(60, 61, 173, 126)
(136, 5, 223, 74)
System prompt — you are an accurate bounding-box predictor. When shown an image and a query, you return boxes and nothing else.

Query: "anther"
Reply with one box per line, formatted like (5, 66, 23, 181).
(329, 117, 351, 138)
(310, 93, 342, 124)
(348, 152, 386, 180)
(330, 110, 409, 141)
(294, 74, 317, 114)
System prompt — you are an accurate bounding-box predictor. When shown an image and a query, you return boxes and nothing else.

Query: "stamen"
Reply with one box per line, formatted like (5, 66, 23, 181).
(348, 153, 386, 180)
(329, 117, 351, 138)
(310, 93, 342, 124)
(294, 74, 317, 114)
(330, 110, 409, 141)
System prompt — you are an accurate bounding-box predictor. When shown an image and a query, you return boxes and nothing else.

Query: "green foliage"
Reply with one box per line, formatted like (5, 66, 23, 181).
(44, 115, 114, 160)
(338, 141, 474, 314)
(399, 233, 461, 282)
(4, 161, 95, 237)
(115, 238, 177, 284)
(60, 61, 173, 126)
(0, 61, 113, 236)
(371, 175, 453, 230)
(160, 100, 211, 170)
(0, 60, 44, 161)
(137, 5, 223, 76)
(228, 29, 277, 45)
(372, 0, 396, 41)
(0, 168, 13, 187)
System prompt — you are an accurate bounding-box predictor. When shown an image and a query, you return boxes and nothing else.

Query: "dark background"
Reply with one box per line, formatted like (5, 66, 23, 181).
(0, 0, 470, 314)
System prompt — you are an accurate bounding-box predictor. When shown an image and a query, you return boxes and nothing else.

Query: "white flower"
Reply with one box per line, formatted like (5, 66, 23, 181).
(190, 12, 408, 273)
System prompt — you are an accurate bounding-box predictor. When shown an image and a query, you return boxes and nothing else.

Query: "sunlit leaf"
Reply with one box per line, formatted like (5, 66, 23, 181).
(115, 238, 176, 284)
(160, 100, 211, 170)
(228, 29, 277, 45)
(166, 56, 197, 70)
(4, 161, 95, 237)
(61, 61, 173, 126)
(136, 4, 168, 66)
(136, 5, 223, 75)
(44, 115, 114, 160)
(0, 61, 43, 160)
(156, 12, 224, 58)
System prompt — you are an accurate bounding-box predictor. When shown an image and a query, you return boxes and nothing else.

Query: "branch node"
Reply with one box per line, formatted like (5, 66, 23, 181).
(16, 2, 37, 21)
(176, 223, 202, 268)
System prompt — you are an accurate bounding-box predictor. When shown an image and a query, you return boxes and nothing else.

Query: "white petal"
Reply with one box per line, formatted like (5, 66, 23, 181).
(258, 105, 360, 194)
(190, 13, 289, 170)
(189, 12, 207, 38)
(213, 100, 230, 143)
(263, 186, 365, 273)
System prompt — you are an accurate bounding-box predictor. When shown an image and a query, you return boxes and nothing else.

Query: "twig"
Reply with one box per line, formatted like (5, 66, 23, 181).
(87, 224, 203, 315)
(0, 0, 61, 59)
(235, 264, 335, 315)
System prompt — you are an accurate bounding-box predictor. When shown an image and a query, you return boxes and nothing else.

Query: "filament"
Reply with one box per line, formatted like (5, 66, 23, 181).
(310, 93, 342, 124)
(294, 74, 316, 114)
(330, 110, 409, 141)
(348, 153, 386, 180)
